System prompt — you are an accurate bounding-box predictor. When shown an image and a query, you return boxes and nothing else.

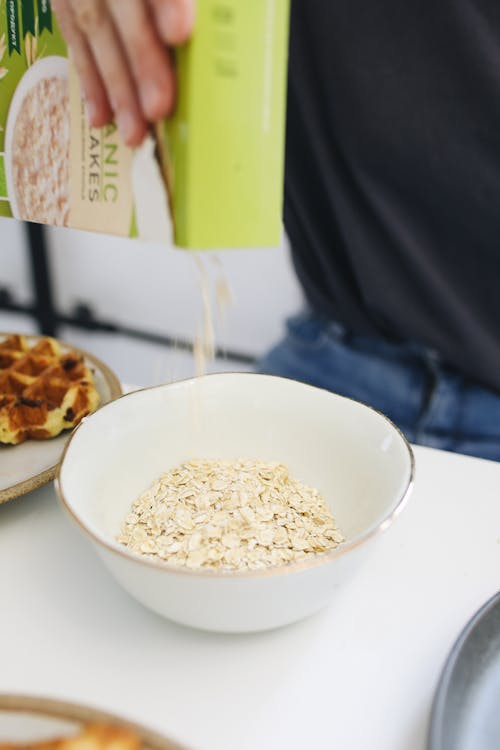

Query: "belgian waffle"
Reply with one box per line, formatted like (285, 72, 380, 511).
(0, 334, 100, 445)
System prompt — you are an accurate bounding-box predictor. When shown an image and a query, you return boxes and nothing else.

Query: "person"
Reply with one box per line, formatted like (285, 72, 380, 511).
(53, 0, 500, 461)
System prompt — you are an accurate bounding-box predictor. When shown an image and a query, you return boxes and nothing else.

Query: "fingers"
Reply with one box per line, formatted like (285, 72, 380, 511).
(148, 0, 196, 46)
(69, 0, 147, 146)
(52, 0, 112, 127)
(53, 0, 196, 147)
(108, 0, 175, 122)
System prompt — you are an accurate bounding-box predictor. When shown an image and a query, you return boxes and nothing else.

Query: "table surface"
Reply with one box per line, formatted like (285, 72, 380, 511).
(1, 442, 499, 750)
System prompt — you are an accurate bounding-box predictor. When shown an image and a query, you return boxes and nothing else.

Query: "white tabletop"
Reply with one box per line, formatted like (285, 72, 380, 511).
(0, 444, 499, 750)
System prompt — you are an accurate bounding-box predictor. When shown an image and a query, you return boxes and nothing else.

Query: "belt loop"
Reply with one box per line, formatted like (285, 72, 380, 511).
(328, 320, 347, 342)
(425, 347, 442, 376)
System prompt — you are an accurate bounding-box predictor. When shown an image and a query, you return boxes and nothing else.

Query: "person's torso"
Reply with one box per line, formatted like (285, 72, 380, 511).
(285, 0, 500, 391)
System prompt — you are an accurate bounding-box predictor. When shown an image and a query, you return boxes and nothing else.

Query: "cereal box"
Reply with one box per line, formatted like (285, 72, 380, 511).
(0, 0, 290, 248)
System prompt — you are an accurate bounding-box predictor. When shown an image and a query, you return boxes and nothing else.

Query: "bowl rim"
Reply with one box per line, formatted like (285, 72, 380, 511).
(55, 372, 415, 580)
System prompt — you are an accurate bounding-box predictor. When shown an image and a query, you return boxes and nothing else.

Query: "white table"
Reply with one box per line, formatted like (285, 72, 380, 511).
(1, 444, 499, 750)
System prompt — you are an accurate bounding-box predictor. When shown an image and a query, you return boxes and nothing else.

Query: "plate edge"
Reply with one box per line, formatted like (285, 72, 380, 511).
(0, 695, 188, 750)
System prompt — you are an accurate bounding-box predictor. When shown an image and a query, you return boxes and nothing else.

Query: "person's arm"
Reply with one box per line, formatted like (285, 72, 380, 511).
(52, 0, 195, 146)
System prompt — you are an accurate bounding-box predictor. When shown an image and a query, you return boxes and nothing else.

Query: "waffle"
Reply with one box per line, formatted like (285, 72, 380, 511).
(0, 335, 100, 445)
(0, 723, 141, 750)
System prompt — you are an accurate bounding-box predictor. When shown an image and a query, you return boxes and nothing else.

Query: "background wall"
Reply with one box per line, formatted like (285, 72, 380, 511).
(0, 217, 303, 386)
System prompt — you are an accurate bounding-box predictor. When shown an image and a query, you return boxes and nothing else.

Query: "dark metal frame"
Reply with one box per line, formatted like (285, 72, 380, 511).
(26, 223, 57, 336)
(1, 223, 255, 365)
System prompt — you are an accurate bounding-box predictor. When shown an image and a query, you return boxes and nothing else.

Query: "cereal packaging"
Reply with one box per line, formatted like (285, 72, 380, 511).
(0, 0, 290, 248)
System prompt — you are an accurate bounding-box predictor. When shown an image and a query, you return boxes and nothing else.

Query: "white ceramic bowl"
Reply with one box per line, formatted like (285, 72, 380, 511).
(56, 374, 414, 633)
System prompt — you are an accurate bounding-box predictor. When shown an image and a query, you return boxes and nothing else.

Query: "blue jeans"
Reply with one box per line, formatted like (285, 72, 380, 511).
(258, 312, 500, 462)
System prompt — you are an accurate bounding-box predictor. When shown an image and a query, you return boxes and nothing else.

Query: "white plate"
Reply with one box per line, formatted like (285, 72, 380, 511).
(0, 334, 121, 504)
(4, 56, 69, 220)
(0, 694, 185, 749)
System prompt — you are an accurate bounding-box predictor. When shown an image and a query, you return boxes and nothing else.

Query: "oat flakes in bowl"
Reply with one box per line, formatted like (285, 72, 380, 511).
(117, 459, 345, 571)
(56, 373, 414, 633)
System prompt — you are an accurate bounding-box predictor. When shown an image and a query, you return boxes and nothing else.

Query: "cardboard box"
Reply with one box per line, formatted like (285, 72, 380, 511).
(0, 0, 290, 248)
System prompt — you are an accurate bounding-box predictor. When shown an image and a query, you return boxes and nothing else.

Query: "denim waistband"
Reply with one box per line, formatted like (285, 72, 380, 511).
(306, 312, 443, 371)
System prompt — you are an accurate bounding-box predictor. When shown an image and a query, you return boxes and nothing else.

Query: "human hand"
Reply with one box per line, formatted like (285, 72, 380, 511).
(52, 0, 195, 146)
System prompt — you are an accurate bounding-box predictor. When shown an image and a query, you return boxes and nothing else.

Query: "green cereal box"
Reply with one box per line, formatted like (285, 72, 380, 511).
(0, 1, 290, 248)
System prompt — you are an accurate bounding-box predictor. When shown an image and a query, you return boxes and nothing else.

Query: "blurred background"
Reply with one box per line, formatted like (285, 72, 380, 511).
(0, 218, 303, 386)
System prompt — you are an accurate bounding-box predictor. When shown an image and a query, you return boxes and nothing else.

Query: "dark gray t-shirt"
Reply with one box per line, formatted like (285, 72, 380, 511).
(285, 0, 500, 391)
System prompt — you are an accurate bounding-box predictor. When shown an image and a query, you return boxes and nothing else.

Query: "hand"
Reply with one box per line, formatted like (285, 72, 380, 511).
(52, 0, 195, 146)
